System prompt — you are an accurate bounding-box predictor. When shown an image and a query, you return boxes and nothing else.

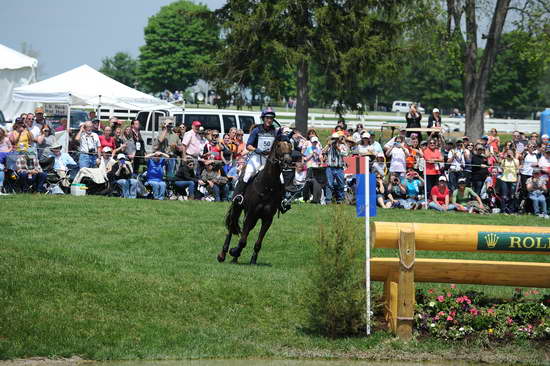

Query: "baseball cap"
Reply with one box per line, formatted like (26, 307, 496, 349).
(311, 136, 319, 143)
(50, 143, 62, 150)
(438, 176, 447, 182)
(458, 178, 467, 184)
(433, 108, 440, 113)
(361, 132, 371, 139)
(192, 120, 202, 127)
(117, 153, 126, 160)
(103, 147, 112, 153)
(331, 132, 340, 139)
(481, 135, 489, 140)
(35, 107, 44, 114)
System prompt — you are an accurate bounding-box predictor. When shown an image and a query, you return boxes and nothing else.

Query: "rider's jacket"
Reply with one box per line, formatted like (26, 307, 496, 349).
(247, 124, 277, 153)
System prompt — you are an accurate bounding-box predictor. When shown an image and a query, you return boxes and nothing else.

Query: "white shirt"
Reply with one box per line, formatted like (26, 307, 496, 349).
(448, 149, 465, 171)
(79, 132, 100, 154)
(520, 153, 538, 176)
(389, 147, 407, 173)
(539, 155, 550, 174)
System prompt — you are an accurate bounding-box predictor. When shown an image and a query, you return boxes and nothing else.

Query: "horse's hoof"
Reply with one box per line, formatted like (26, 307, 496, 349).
(250, 257, 257, 265)
(217, 253, 226, 263)
(231, 257, 238, 264)
(229, 247, 239, 258)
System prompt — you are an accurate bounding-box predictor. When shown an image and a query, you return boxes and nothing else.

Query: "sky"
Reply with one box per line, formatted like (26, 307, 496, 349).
(0, 0, 226, 80)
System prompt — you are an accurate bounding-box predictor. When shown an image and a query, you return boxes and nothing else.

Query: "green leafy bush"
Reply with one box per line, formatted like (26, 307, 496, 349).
(307, 206, 366, 337)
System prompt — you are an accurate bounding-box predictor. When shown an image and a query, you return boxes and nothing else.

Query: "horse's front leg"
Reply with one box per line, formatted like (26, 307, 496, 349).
(229, 214, 258, 263)
(250, 216, 273, 265)
(217, 232, 233, 262)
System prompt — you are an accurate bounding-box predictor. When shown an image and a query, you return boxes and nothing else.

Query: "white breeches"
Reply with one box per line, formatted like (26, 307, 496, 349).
(243, 153, 266, 183)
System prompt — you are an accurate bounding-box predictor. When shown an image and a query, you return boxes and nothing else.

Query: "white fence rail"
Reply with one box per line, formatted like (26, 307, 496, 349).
(276, 112, 541, 133)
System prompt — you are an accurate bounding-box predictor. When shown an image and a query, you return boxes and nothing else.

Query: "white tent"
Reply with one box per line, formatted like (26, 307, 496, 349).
(0, 43, 38, 120)
(12, 64, 171, 150)
(13, 64, 168, 110)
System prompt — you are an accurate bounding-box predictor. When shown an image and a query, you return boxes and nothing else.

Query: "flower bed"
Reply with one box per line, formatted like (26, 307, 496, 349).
(415, 285, 550, 340)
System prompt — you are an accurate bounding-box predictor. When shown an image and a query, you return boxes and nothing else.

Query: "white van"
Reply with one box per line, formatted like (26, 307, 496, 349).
(391, 101, 425, 113)
(135, 108, 265, 152)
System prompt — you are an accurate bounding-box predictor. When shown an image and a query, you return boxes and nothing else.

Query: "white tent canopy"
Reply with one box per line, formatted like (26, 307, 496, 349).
(12, 64, 169, 110)
(0, 43, 37, 120)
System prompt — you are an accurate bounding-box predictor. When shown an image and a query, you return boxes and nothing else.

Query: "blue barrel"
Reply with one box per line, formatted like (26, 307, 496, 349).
(541, 108, 550, 136)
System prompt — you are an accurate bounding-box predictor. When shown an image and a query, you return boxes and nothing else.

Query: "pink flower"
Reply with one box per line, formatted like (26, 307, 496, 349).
(450, 310, 456, 317)
(450, 284, 456, 289)
(506, 317, 513, 324)
(446, 316, 453, 321)
(487, 308, 495, 314)
(434, 315, 440, 320)
(447, 292, 452, 298)
(438, 311, 445, 316)
(531, 289, 540, 295)
(464, 296, 472, 305)
(456, 296, 464, 304)
(437, 295, 445, 302)
(428, 289, 434, 294)
(469, 308, 479, 316)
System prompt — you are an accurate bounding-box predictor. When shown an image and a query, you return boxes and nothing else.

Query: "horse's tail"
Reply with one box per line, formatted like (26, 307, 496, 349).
(225, 201, 243, 235)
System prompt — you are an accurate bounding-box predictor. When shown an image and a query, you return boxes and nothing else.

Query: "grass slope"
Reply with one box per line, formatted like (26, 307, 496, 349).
(0, 195, 548, 363)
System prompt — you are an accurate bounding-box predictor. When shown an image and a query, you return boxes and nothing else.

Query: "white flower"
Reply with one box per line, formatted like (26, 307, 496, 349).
(417, 314, 423, 319)
(429, 301, 435, 307)
(545, 327, 550, 333)
(459, 327, 464, 331)
(430, 323, 436, 328)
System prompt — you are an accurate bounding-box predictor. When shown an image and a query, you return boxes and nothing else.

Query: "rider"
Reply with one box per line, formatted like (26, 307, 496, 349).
(232, 107, 283, 206)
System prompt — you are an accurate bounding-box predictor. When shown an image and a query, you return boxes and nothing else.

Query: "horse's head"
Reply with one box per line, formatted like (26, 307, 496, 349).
(269, 137, 293, 168)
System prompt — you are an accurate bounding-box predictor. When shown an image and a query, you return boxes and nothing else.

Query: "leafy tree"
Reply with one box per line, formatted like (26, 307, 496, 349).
(138, 0, 220, 93)
(99, 52, 138, 87)
(213, 0, 430, 133)
(445, 0, 550, 137)
(487, 31, 549, 117)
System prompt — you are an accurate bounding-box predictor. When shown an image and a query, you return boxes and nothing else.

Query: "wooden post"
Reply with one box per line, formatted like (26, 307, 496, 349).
(384, 272, 398, 332)
(396, 229, 415, 340)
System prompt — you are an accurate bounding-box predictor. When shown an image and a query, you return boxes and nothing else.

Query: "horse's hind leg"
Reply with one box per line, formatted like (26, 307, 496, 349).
(217, 232, 232, 263)
(250, 217, 273, 265)
(229, 214, 258, 263)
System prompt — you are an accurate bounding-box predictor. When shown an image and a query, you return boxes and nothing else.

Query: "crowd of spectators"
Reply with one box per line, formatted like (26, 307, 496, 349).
(0, 106, 549, 219)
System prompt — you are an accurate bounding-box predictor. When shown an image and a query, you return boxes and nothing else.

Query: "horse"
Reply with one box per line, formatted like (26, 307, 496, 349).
(217, 138, 293, 265)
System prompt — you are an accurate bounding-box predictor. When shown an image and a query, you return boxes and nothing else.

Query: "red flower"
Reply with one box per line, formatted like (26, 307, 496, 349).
(446, 316, 453, 321)
(506, 317, 513, 324)
(469, 308, 479, 316)
(428, 289, 434, 294)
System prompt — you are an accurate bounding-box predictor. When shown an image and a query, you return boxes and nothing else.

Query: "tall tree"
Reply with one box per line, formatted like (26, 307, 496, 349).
(99, 52, 138, 88)
(446, 0, 550, 137)
(214, 0, 429, 133)
(138, 0, 220, 93)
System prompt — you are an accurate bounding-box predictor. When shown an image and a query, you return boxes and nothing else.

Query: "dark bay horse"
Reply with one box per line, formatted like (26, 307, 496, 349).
(217, 138, 292, 264)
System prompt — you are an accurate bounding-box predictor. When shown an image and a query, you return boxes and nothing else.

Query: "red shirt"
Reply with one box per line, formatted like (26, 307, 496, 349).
(430, 185, 449, 205)
(423, 148, 442, 175)
(99, 135, 116, 152)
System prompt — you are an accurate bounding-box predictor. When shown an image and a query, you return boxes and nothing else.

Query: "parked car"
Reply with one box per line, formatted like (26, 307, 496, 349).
(136, 108, 275, 152)
(391, 101, 425, 114)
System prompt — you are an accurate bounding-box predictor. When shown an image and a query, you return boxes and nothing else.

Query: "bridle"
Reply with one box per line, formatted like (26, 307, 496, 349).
(267, 140, 292, 169)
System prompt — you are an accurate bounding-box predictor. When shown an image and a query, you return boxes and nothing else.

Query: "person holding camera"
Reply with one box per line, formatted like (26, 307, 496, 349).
(386, 173, 406, 208)
(322, 132, 348, 204)
(109, 153, 138, 199)
(386, 135, 409, 177)
(144, 151, 169, 200)
(157, 118, 182, 177)
(75, 121, 100, 169)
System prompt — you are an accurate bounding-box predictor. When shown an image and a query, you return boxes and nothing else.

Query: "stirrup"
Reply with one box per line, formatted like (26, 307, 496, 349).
(233, 194, 244, 205)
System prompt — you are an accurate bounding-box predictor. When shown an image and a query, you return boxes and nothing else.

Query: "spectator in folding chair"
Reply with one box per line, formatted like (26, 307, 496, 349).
(145, 151, 169, 200)
(15, 153, 47, 193)
(50, 143, 78, 183)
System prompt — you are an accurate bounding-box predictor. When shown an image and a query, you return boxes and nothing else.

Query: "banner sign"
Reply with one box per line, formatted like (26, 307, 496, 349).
(477, 232, 550, 251)
(356, 173, 377, 217)
(44, 104, 68, 116)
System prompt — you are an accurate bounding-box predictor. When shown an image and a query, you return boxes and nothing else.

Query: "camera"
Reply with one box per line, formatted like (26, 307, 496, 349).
(88, 147, 96, 154)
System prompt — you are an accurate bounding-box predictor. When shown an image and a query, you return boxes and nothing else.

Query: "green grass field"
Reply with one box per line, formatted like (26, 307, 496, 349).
(1, 195, 548, 363)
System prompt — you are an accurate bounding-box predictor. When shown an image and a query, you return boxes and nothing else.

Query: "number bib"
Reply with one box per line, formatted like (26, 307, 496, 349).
(256, 135, 275, 153)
